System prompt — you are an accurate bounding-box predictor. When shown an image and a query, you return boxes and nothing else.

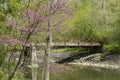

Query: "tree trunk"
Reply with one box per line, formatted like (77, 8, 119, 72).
(43, 24, 51, 80)
(43, 16, 52, 80)
(31, 44, 38, 80)
(43, 48, 50, 80)
(42, 1, 53, 80)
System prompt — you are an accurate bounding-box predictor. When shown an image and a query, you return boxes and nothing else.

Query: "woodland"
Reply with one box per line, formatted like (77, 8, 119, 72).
(0, 0, 120, 80)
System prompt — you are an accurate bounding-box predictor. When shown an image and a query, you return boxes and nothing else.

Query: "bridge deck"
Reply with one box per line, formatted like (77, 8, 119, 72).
(37, 43, 102, 48)
(36, 42, 102, 53)
(52, 43, 102, 47)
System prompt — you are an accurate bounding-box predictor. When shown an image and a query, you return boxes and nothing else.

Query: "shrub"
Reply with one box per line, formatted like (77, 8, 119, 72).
(0, 70, 8, 80)
(0, 49, 6, 66)
(104, 43, 120, 55)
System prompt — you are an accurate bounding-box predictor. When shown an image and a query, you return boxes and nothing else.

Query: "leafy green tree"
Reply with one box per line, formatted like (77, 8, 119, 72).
(69, 1, 97, 43)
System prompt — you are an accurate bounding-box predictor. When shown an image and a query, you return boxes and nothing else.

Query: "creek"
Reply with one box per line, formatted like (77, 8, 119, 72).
(37, 65, 120, 80)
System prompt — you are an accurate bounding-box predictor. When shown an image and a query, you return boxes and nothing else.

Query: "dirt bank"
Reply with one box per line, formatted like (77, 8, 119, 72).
(68, 53, 120, 69)
(37, 51, 120, 69)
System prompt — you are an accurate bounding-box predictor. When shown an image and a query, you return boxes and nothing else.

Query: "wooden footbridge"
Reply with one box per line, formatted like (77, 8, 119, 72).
(51, 42, 102, 48)
(37, 42, 103, 53)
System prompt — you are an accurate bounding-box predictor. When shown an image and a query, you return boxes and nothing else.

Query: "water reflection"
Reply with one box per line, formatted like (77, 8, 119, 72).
(50, 66, 120, 80)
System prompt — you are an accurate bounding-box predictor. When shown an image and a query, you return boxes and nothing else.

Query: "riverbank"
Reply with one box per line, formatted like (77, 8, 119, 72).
(37, 49, 120, 70)
(68, 53, 120, 69)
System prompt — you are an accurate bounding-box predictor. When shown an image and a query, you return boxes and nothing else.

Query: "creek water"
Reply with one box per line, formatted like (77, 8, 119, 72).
(37, 65, 120, 80)
(60, 66, 120, 80)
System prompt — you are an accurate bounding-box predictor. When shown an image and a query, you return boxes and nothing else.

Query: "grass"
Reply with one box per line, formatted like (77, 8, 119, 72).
(51, 48, 87, 53)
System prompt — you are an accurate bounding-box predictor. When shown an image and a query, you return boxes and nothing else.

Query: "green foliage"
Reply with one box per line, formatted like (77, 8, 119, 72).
(68, 0, 120, 44)
(0, 21, 7, 36)
(110, 13, 120, 43)
(65, 48, 87, 53)
(0, 70, 8, 80)
(70, 2, 97, 42)
(96, 27, 112, 44)
(0, 69, 25, 80)
(0, 48, 6, 66)
(104, 43, 120, 55)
